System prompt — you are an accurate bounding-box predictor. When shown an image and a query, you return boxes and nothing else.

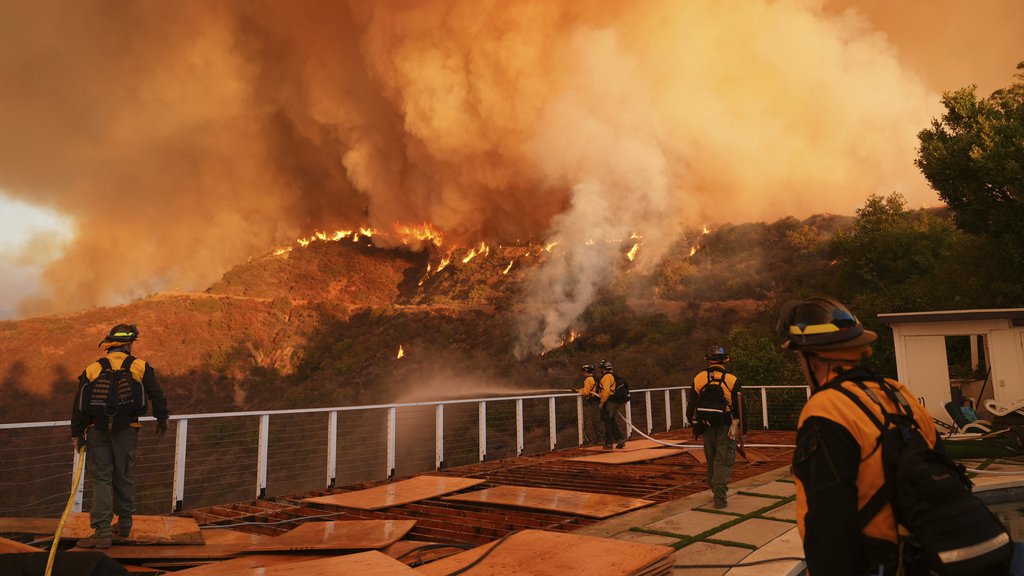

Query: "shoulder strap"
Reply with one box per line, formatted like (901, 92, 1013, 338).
(97, 357, 112, 371)
(120, 355, 136, 372)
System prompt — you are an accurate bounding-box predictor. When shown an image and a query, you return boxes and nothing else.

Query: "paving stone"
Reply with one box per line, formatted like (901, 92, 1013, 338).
(612, 530, 681, 546)
(745, 481, 795, 498)
(714, 518, 794, 547)
(761, 500, 797, 522)
(725, 526, 804, 576)
(673, 541, 751, 576)
(645, 510, 733, 537)
(697, 493, 778, 515)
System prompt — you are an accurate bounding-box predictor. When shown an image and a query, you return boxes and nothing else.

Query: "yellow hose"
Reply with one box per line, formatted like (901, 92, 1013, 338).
(45, 445, 87, 576)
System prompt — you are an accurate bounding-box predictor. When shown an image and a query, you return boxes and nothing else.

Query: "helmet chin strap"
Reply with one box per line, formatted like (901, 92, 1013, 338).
(798, 351, 824, 391)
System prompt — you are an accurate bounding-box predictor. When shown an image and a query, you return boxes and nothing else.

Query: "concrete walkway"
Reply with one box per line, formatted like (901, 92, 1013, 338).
(576, 455, 1024, 576)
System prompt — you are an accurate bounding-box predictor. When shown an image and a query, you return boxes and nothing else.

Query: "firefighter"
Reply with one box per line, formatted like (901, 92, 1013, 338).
(575, 364, 601, 446)
(688, 345, 741, 509)
(597, 360, 626, 449)
(779, 297, 938, 575)
(71, 324, 169, 549)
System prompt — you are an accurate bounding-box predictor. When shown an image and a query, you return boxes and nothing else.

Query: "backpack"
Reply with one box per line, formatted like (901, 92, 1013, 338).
(830, 371, 1012, 576)
(611, 374, 631, 403)
(694, 367, 730, 428)
(79, 356, 147, 430)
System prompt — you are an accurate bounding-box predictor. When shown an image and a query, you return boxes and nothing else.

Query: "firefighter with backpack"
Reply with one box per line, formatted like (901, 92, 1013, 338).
(596, 360, 628, 450)
(575, 364, 602, 446)
(70, 324, 169, 549)
(779, 297, 1012, 576)
(688, 345, 742, 509)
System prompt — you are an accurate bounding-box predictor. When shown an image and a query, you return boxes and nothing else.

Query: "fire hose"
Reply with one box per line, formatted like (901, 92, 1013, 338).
(45, 445, 87, 576)
(616, 412, 795, 448)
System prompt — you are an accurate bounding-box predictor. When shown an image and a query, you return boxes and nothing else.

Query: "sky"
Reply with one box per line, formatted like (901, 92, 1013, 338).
(0, 0, 1021, 339)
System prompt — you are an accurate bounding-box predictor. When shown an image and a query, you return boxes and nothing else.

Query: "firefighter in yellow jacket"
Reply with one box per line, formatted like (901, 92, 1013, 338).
(575, 364, 601, 446)
(779, 298, 936, 575)
(688, 346, 741, 509)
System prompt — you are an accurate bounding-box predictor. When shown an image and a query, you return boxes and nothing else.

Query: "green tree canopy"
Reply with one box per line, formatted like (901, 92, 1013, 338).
(916, 62, 1024, 265)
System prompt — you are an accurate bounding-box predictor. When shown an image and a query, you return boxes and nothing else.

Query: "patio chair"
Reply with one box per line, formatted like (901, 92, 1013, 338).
(944, 401, 993, 434)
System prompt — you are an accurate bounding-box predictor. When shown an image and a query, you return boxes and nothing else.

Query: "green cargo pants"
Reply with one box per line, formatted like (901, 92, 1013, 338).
(86, 427, 138, 537)
(702, 423, 736, 502)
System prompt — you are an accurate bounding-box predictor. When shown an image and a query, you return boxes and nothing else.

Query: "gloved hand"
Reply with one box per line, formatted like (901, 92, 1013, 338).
(71, 436, 85, 453)
(156, 419, 168, 441)
(728, 420, 740, 440)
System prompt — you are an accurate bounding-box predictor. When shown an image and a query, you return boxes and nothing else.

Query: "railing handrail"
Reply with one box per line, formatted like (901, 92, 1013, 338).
(0, 384, 810, 429)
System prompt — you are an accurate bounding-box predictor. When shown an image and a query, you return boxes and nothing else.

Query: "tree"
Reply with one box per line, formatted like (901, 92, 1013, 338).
(916, 62, 1024, 268)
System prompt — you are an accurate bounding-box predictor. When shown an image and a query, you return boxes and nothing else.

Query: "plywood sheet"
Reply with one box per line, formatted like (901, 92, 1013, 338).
(175, 551, 420, 576)
(416, 530, 673, 576)
(441, 486, 654, 519)
(581, 439, 667, 452)
(0, 514, 203, 544)
(198, 528, 268, 546)
(684, 448, 706, 464)
(86, 520, 416, 560)
(301, 475, 485, 510)
(0, 535, 39, 553)
(568, 448, 685, 464)
(171, 554, 322, 575)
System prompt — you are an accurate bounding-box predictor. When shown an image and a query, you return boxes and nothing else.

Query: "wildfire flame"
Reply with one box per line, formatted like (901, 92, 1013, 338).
(397, 224, 444, 247)
(502, 260, 514, 274)
(397, 345, 404, 359)
(626, 243, 640, 261)
(436, 256, 451, 272)
(544, 241, 559, 252)
(688, 224, 711, 258)
(689, 246, 697, 257)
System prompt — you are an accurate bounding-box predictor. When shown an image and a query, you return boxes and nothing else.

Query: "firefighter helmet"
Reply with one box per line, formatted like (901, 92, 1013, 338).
(705, 345, 729, 362)
(99, 324, 139, 348)
(777, 297, 876, 352)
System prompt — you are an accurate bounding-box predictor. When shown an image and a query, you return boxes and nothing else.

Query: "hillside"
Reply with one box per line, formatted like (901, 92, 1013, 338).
(0, 215, 852, 424)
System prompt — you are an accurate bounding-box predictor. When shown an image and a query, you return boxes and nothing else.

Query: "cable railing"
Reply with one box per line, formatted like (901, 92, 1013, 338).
(0, 384, 809, 518)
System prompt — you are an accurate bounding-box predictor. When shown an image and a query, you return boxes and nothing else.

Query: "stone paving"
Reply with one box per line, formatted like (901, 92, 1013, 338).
(575, 454, 1024, 576)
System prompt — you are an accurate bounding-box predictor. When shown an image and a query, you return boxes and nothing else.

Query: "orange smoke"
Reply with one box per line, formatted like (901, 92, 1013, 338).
(0, 1, 1020, 320)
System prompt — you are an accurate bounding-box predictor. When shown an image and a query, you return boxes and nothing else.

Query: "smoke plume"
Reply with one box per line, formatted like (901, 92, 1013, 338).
(2, 0, 1015, 348)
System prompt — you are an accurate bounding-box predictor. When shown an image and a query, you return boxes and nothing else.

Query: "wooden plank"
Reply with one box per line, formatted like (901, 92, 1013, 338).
(300, 475, 485, 510)
(198, 528, 268, 545)
(170, 554, 322, 575)
(0, 514, 203, 544)
(568, 448, 685, 465)
(684, 448, 706, 464)
(581, 439, 668, 452)
(89, 520, 417, 560)
(380, 540, 466, 566)
(441, 486, 654, 519)
(739, 448, 769, 463)
(0, 535, 40, 553)
(416, 530, 673, 576)
(174, 551, 419, 576)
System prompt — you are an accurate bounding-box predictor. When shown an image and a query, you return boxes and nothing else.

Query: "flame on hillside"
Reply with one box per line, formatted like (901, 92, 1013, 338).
(688, 224, 711, 258)
(397, 345, 405, 359)
(502, 260, 514, 274)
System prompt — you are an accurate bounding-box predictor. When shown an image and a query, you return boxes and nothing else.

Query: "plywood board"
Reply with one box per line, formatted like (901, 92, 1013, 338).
(738, 448, 769, 463)
(0, 535, 40, 553)
(568, 448, 685, 464)
(198, 528, 268, 546)
(442, 486, 654, 519)
(684, 448, 706, 464)
(175, 551, 420, 576)
(581, 439, 668, 452)
(86, 520, 416, 560)
(416, 530, 673, 576)
(301, 475, 485, 510)
(381, 540, 465, 566)
(0, 514, 203, 544)
(171, 554, 323, 575)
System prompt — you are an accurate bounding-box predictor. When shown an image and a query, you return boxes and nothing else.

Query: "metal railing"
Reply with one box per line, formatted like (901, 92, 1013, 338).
(0, 385, 809, 517)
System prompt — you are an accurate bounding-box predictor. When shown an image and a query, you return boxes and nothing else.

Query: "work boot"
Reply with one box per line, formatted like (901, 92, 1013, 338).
(76, 534, 112, 549)
(615, 441, 626, 449)
(713, 498, 728, 509)
(602, 444, 613, 450)
(112, 521, 131, 538)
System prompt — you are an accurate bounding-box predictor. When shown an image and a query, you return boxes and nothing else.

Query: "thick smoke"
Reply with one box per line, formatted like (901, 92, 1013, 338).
(1, 0, 1015, 348)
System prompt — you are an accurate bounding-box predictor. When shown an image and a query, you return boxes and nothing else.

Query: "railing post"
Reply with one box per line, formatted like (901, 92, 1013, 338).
(435, 405, 445, 470)
(72, 448, 86, 513)
(681, 388, 689, 427)
(624, 401, 632, 438)
(172, 418, 188, 512)
(256, 415, 269, 499)
(664, 389, 672, 431)
(576, 396, 584, 446)
(386, 407, 396, 479)
(549, 397, 557, 451)
(326, 411, 337, 488)
(478, 401, 487, 462)
(644, 391, 653, 434)
(515, 399, 524, 456)
(761, 387, 769, 429)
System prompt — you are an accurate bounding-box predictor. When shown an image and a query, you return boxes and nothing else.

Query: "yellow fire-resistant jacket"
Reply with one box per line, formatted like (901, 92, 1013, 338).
(795, 371, 937, 550)
(597, 373, 617, 407)
(579, 375, 597, 399)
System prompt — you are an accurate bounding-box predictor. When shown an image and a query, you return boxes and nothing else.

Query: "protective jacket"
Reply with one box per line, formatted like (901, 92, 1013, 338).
(71, 350, 168, 438)
(794, 368, 937, 576)
(579, 375, 598, 400)
(687, 363, 740, 426)
(596, 373, 617, 407)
